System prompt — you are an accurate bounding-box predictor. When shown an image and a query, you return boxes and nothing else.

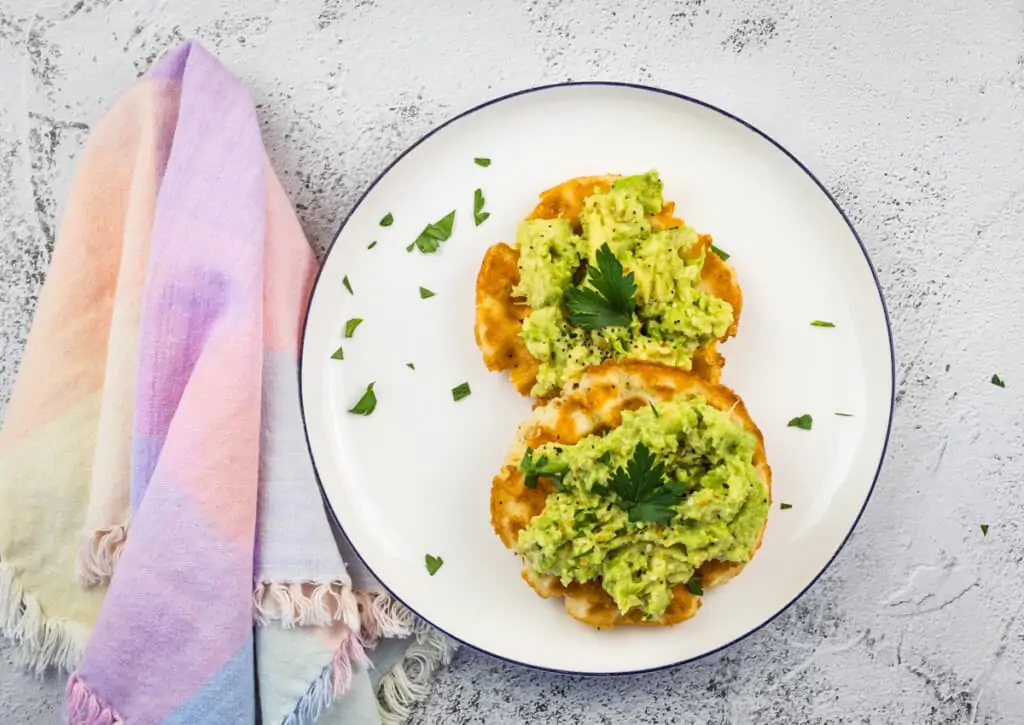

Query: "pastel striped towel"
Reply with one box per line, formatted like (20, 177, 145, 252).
(0, 40, 454, 724)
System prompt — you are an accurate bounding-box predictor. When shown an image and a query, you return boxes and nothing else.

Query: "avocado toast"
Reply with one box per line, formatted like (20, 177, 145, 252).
(474, 171, 742, 398)
(479, 172, 767, 628)
(489, 363, 772, 628)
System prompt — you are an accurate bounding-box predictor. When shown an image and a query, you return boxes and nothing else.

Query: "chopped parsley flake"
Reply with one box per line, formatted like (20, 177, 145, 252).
(835, 412, 853, 417)
(425, 554, 443, 575)
(787, 414, 813, 430)
(406, 362, 415, 370)
(685, 576, 703, 596)
(780, 502, 793, 510)
(710, 244, 730, 261)
(349, 382, 377, 416)
(811, 320, 835, 328)
(344, 318, 363, 338)
(473, 188, 490, 226)
(343, 276, 353, 295)
(409, 211, 456, 253)
(980, 524, 989, 536)
(452, 382, 471, 401)
(367, 240, 377, 249)
(380, 212, 394, 227)
(474, 157, 491, 167)
(991, 374, 1005, 388)
(330, 345, 344, 361)
(419, 286, 436, 299)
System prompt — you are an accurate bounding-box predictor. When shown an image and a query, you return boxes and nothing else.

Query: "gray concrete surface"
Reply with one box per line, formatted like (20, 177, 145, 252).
(2, 0, 1024, 723)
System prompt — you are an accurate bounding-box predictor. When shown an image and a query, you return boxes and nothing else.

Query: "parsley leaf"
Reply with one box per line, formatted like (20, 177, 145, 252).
(380, 212, 394, 227)
(406, 362, 415, 370)
(452, 382, 471, 401)
(629, 492, 682, 523)
(600, 443, 684, 523)
(685, 576, 703, 596)
(410, 211, 456, 253)
(349, 382, 377, 416)
(343, 276, 353, 295)
(367, 240, 377, 249)
(425, 554, 443, 575)
(344, 318, 363, 338)
(330, 345, 344, 360)
(519, 447, 566, 489)
(991, 374, 1005, 388)
(780, 502, 793, 510)
(419, 286, 436, 299)
(787, 414, 813, 430)
(473, 188, 490, 226)
(710, 244, 730, 261)
(811, 320, 835, 328)
(564, 244, 637, 331)
(980, 524, 989, 536)
(565, 287, 627, 329)
(474, 157, 491, 167)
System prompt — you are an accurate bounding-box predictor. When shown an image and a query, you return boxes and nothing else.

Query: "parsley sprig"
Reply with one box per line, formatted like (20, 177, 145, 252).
(593, 443, 685, 523)
(564, 244, 637, 331)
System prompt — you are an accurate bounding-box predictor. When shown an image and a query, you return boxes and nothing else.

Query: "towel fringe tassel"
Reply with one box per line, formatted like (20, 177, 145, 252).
(354, 589, 415, 643)
(66, 673, 124, 724)
(373, 599, 458, 725)
(253, 579, 360, 631)
(75, 524, 127, 588)
(0, 560, 88, 675)
(256, 585, 454, 724)
(330, 627, 370, 694)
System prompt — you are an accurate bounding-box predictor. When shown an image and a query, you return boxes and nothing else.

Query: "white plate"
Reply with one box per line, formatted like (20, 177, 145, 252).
(300, 83, 894, 674)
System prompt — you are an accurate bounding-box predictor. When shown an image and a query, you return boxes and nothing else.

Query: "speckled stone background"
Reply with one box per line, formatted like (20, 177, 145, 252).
(2, 0, 1023, 722)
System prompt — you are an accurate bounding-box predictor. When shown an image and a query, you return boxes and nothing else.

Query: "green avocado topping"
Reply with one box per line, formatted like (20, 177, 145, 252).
(514, 396, 768, 619)
(513, 170, 734, 396)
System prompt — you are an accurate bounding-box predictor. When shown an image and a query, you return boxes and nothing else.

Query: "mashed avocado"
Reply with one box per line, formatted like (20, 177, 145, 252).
(515, 397, 768, 619)
(514, 171, 735, 397)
